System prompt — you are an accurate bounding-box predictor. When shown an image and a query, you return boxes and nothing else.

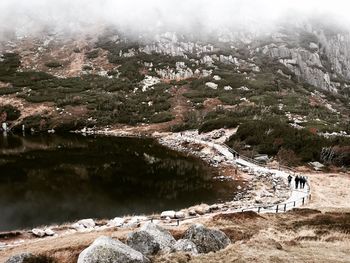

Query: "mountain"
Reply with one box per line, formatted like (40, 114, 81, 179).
(0, 20, 349, 166)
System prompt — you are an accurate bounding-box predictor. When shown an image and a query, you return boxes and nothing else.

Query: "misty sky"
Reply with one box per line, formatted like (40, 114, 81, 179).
(0, 0, 349, 38)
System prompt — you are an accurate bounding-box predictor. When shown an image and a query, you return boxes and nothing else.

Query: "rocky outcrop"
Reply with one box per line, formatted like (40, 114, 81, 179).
(183, 224, 231, 253)
(77, 236, 150, 263)
(139, 222, 175, 251)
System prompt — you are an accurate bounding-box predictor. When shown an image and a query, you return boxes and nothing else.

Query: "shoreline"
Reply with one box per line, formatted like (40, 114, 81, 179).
(0, 128, 304, 251)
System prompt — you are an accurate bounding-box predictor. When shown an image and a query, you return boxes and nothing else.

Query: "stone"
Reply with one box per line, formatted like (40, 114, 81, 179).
(205, 82, 218, 89)
(139, 222, 176, 251)
(183, 224, 231, 254)
(77, 236, 150, 263)
(32, 228, 45, 237)
(224, 85, 233, 91)
(44, 228, 55, 236)
(77, 219, 95, 228)
(5, 253, 34, 263)
(172, 239, 198, 254)
(160, 210, 176, 219)
(126, 231, 160, 255)
(188, 210, 197, 216)
(175, 211, 185, 219)
(125, 216, 148, 228)
(107, 217, 125, 227)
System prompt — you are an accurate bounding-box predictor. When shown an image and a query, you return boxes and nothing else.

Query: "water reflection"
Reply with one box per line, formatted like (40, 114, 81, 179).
(0, 134, 239, 231)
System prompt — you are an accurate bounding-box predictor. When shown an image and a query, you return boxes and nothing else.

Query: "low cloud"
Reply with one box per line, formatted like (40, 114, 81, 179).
(0, 0, 349, 39)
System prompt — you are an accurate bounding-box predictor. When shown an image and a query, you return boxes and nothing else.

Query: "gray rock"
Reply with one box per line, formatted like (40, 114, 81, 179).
(5, 253, 34, 263)
(126, 231, 160, 255)
(140, 222, 176, 251)
(175, 211, 185, 219)
(183, 224, 231, 254)
(77, 236, 150, 263)
(173, 239, 198, 254)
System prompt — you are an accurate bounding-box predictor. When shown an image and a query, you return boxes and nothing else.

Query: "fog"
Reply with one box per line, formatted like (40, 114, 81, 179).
(0, 0, 349, 39)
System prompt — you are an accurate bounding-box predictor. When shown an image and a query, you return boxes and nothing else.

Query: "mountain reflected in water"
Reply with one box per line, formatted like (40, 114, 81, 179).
(0, 134, 240, 231)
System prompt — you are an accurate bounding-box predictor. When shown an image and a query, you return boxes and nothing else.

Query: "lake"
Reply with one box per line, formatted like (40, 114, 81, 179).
(0, 133, 240, 231)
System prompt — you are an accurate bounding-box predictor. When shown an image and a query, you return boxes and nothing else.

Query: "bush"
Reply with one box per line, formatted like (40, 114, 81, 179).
(45, 61, 62, 68)
(199, 117, 238, 133)
(86, 50, 99, 59)
(150, 112, 174, 123)
(0, 105, 21, 121)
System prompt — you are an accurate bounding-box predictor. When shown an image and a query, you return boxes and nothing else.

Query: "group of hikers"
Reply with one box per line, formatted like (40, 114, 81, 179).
(288, 174, 307, 189)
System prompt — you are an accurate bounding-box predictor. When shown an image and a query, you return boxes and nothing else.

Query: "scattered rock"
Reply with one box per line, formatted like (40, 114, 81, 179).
(205, 82, 218, 89)
(125, 216, 148, 228)
(189, 210, 197, 216)
(44, 228, 55, 236)
(31, 228, 45, 237)
(107, 217, 125, 227)
(175, 211, 185, 219)
(5, 253, 34, 263)
(183, 224, 231, 253)
(161, 210, 176, 219)
(173, 239, 198, 254)
(77, 236, 150, 263)
(140, 222, 176, 251)
(127, 231, 160, 255)
(77, 219, 95, 228)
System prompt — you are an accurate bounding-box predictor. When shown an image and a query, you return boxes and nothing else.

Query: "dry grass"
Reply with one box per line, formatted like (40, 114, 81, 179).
(2, 172, 350, 263)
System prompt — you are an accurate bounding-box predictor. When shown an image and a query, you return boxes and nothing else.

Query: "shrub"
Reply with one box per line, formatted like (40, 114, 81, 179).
(45, 61, 62, 68)
(199, 117, 238, 133)
(86, 50, 99, 59)
(150, 112, 174, 123)
(0, 105, 21, 121)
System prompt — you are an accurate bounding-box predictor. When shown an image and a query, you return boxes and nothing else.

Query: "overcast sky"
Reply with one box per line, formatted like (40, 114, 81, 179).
(0, 0, 349, 38)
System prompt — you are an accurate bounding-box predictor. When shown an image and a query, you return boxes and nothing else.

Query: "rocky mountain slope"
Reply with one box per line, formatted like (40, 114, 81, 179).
(0, 20, 349, 166)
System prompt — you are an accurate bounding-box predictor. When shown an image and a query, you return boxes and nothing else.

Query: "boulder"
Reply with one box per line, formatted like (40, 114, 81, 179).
(77, 219, 95, 228)
(172, 239, 198, 254)
(107, 217, 125, 227)
(77, 236, 150, 263)
(205, 82, 218, 89)
(160, 210, 176, 219)
(139, 222, 176, 251)
(126, 231, 160, 255)
(175, 211, 185, 219)
(5, 253, 34, 263)
(124, 216, 148, 228)
(32, 228, 46, 237)
(44, 228, 55, 236)
(183, 224, 231, 253)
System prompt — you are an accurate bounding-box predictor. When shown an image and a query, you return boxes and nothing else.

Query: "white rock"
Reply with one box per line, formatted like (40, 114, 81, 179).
(108, 217, 125, 227)
(44, 229, 55, 236)
(205, 82, 218, 90)
(213, 75, 221, 81)
(77, 219, 95, 228)
(160, 210, 176, 219)
(224, 86, 233, 91)
(175, 211, 185, 219)
(32, 228, 45, 237)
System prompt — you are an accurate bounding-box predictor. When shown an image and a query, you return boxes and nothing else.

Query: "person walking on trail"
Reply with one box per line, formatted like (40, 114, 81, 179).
(295, 175, 300, 189)
(300, 176, 304, 189)
(288, 175, 292, 187)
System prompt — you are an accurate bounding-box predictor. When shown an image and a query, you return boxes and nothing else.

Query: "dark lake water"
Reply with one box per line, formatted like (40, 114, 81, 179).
(0, 133, 240, 231)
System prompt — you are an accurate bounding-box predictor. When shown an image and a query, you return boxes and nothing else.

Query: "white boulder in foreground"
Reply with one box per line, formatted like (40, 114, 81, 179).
(77, 236, 150, 263)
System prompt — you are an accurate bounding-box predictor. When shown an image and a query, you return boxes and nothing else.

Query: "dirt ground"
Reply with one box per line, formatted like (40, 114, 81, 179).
(1, 172, 349, 263)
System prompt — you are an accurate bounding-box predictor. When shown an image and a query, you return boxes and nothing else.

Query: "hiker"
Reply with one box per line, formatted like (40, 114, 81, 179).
(295, 175, 300, 189)
(232, 151, 236, 158)
(237, 153, 240, 159)
(287, 175, 292, 187)
(301, 176, 307, 189)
